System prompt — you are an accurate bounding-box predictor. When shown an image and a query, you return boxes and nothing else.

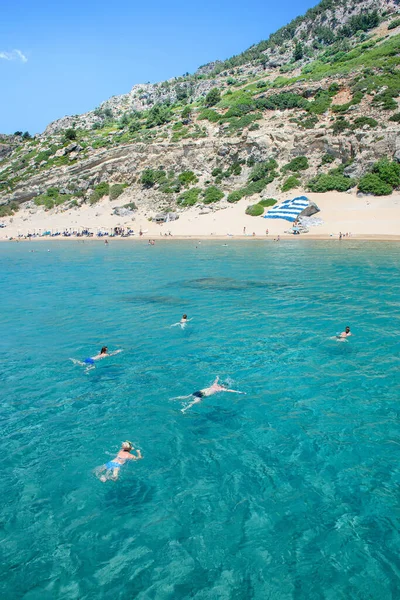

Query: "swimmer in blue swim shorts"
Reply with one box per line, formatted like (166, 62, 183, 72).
(96, 441, 143, 482)
(70, 346, 122, 369)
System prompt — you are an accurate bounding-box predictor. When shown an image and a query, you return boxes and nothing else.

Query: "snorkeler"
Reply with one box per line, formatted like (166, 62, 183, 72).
(171, 314, 192, 329)
(70, 346, 122, 369)
(173, 376, 245, 413)
(96, 441, 143, 482)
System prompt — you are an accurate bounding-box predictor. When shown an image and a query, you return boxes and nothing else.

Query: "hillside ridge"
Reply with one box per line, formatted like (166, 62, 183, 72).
(0, 0, 399, 224)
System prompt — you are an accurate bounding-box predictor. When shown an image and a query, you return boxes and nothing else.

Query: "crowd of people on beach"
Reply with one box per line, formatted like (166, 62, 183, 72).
(71, 319, 352, 483)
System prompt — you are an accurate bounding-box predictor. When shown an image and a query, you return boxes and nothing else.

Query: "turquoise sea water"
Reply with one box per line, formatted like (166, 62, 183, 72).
(1, 240, 399, 600)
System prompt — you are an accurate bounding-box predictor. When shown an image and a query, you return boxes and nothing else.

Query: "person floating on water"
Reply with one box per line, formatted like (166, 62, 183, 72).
(340, 326, 352, 338)
(171, 314, 192, 329)
(70, 346, 122, 369)
(332, 326, 352, 342)
(173, 376, 245, 413)
(96, 441, 143, 482)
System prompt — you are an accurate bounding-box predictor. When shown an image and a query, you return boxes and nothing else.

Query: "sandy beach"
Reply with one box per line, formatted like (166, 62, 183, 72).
(1, 190, 400, 241)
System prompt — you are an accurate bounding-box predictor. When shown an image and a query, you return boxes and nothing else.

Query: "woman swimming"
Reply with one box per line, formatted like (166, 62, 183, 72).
(173, 376, 245, 413)
(70, 346, 122, 369)
(96, 441, 143, 482)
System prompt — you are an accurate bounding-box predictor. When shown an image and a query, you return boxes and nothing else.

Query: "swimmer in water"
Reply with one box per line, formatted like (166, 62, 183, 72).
(173, 376, 245, 413)
(340, 326, 352, 338)
(331, 326, 352, 342)
(171, 314, 192, 329)
(96, 441, 143, 482)
(70, 346, 122, 369)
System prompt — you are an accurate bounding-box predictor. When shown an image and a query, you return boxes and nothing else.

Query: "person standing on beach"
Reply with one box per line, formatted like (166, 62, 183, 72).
(243, 227, 246, 235)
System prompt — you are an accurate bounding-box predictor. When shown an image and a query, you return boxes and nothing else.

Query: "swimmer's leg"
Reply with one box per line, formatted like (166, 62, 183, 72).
(70, 358, 86, 367)
(181, 396, 201, 413)
(170, 394, 193, 401)
(95, 465, 109, 482)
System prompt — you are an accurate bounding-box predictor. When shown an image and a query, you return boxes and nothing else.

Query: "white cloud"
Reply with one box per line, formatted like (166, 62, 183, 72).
(0, 49, 27, 63)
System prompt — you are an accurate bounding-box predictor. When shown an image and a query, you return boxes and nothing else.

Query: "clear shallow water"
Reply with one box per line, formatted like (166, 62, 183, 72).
(1, 240, 399, 600)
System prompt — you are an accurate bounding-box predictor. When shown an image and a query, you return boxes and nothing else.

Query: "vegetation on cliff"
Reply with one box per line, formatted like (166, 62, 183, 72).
(0, 0, 399, 218)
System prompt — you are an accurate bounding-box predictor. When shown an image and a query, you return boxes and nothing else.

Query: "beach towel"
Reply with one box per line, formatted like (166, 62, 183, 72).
(264, 196, 309, 222)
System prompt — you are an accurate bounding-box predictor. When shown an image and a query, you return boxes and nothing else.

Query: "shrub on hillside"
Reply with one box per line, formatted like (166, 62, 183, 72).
(205, 88, 221, 107)
(372, 159, 400, 187)
(339, 10, 379, 38)
(89, 182, 110, 204)
(389, 112, 400, 122)
(321, 153, 335, 165)
(259, 198, 277, 207)
(352, 116, 378, 129)
(64, 128, 77, 141)
(282, 176, 301, 192)
(123, 202, 137, 211)
(146, 105, 172, 128)
(293, 42, 303, 62)
(181, 106, 192, 119)
(0, 201, 19, 217)
(332, 117, 351, 134)
(282, 156, 309, 172)
(388, 18, 400, 30)
(178, 171, 198, 187)
(308, 90, 333, 115)
(248, 159, 278, 182)
(256, 92, 309, 111)
(198, 109, 221, 123)
(227, 190, 244, 203)
(35, 188, 71, 210)
(203, 186, 224, 204)
(307, 174, 355, 192)
(109, 184, 125, 200)
(358, 173, 393, 195)
(245, 203, 264, 216)
(140, 169, 167, 188)
(177, 188, 201, 206)
(244, 179, 270, 195)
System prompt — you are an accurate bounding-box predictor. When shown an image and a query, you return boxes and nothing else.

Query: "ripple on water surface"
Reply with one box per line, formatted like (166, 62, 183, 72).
(0, 241, 399, 599)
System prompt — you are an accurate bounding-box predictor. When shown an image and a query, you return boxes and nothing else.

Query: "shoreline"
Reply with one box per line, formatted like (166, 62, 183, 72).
(1, 191, 399, 242)
(2, 234, 400, 242)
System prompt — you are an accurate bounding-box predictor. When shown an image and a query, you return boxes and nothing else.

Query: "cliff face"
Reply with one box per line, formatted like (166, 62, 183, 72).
(1, 0, 399, 215)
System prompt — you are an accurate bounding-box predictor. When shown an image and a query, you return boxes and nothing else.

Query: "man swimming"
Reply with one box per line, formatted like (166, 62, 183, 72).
(96, 441, 143, 482)
(171, 314, 192, 329)
(332, 326, 352, 342)
(173, 376, 245, 413)
(70, 346, 122, 369)
(339, 326, 352, 338)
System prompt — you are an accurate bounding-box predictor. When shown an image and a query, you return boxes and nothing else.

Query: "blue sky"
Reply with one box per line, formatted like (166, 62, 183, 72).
(0, 0, 318, 134)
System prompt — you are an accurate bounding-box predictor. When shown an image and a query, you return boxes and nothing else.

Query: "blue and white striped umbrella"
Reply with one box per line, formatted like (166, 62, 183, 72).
(264, 196, 309, 222)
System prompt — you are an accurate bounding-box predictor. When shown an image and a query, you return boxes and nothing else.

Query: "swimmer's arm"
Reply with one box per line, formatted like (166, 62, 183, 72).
(223, 388, 246, 394)
(108, 349, 123, 356)
(129, 449, 143, 460)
